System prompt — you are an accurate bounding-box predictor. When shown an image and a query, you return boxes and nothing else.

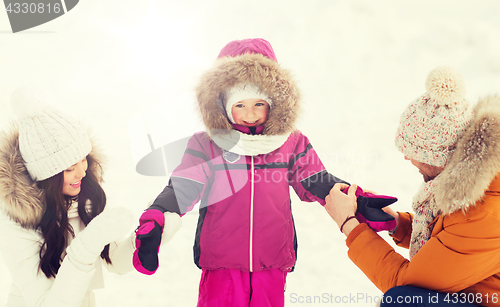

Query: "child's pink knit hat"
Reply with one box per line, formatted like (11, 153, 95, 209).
(395, 66, 472, 168)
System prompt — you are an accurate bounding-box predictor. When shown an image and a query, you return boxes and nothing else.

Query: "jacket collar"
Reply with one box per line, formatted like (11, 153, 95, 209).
(210, 129, 291, 156)
(231, 123, 265, 135)
(434, 95, 500, 215)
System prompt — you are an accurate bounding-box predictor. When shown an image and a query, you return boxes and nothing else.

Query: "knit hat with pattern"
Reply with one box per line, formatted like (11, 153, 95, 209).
(12, 87, 92, 181)
(395, 66, 472, 167)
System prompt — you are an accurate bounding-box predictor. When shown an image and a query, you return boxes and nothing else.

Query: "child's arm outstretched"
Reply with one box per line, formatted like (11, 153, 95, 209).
(288, 132, 348, 204)
(288, 133, 396, 231)
(134, 134, 211, 275)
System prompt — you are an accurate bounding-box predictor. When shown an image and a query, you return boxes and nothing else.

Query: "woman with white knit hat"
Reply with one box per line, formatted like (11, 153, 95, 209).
(0, 88, 135, 307)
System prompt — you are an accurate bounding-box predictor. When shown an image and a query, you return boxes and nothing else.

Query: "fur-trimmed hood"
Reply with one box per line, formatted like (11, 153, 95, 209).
(435, 95, 500, 215)
(196, 53, 301, 136)
(0, 124, 104, 229)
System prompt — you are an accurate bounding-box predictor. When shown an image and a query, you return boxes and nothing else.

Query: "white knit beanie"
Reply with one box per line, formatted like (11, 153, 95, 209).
(225, 84, 272, 123)
(11, 87, 92, 181)
(395, 66, 472, 167)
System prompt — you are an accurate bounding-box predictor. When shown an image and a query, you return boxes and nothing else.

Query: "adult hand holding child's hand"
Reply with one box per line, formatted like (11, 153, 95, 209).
(325, 183, 359, 236)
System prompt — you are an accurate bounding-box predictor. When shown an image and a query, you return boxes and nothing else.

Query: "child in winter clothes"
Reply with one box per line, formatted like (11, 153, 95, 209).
(0, 88, 135, 307)
(133, 38, 392, 307)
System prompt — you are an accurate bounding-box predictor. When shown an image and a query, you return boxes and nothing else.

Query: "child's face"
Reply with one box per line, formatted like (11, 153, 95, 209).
(231, 98, 269, 127)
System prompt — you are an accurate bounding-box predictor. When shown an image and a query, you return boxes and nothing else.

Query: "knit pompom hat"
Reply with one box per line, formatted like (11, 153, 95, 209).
(12, 87, 92, 181)
(218, 38, 276, 124)
(395, 66, 472, 167)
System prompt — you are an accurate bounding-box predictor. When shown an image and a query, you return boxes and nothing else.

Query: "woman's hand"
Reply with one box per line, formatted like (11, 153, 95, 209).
(325, 183, 359, 236)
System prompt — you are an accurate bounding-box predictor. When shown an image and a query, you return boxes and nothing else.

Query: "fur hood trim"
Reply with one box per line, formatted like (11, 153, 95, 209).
(435, 95, 500, 215)
(0, 124, 105, 229)
(196, 53, 301, 136)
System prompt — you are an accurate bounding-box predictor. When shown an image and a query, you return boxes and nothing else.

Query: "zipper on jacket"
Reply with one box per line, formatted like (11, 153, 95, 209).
(249, 155, 255, 272)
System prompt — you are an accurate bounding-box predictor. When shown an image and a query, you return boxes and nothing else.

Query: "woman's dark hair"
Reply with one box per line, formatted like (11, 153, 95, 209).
(37, 155, 111, 278)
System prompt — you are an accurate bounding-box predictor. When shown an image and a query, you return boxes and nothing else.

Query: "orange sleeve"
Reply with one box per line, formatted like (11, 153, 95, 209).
(346, 206, 500, 293)
(347, 223, 411, 292)
(390, 212, 413, 248)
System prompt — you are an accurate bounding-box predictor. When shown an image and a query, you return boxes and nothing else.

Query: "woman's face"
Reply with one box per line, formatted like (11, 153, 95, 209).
(62, 157, 88, 196)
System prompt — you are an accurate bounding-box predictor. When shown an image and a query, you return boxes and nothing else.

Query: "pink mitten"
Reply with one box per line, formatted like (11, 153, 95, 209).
(133, 209, 165, 275)
(342, 186, 398, 232)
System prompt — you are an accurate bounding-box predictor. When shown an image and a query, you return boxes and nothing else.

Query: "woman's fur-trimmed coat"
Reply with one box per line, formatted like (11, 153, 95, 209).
(346, 95, 500, 307)
(0, 125, 45, 229)
(0, 125, 134, 307)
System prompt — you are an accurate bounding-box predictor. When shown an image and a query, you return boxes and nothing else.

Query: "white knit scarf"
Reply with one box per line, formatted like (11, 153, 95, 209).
(409, 179, 440, 259)
(210, 130, 291, 156)
(67, 199, 92, 219)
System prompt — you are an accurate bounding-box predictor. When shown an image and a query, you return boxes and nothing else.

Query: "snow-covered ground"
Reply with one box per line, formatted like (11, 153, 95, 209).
(2, 1, 500, 306)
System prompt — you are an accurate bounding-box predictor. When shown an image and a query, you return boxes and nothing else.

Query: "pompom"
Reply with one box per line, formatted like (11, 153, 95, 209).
(11, 86, 48, 119)
(425, 66, 465, 106)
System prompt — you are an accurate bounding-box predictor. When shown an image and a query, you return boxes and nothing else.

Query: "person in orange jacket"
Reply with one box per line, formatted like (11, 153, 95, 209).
(325, 67, 500, 306)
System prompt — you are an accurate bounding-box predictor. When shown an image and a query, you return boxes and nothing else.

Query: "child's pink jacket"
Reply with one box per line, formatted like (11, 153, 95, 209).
(149, 129, 343, 273)
(146, 38, 345, 273)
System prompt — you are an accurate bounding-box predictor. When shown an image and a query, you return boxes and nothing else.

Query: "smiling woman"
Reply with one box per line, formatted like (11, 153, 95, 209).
(0, 87, 135, 307)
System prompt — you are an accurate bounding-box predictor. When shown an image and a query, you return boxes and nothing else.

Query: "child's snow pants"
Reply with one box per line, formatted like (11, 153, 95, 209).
(197, 268, 287, 307)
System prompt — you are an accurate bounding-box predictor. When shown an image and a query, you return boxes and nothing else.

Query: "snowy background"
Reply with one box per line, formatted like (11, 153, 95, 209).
(2, 0, 500, 306)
